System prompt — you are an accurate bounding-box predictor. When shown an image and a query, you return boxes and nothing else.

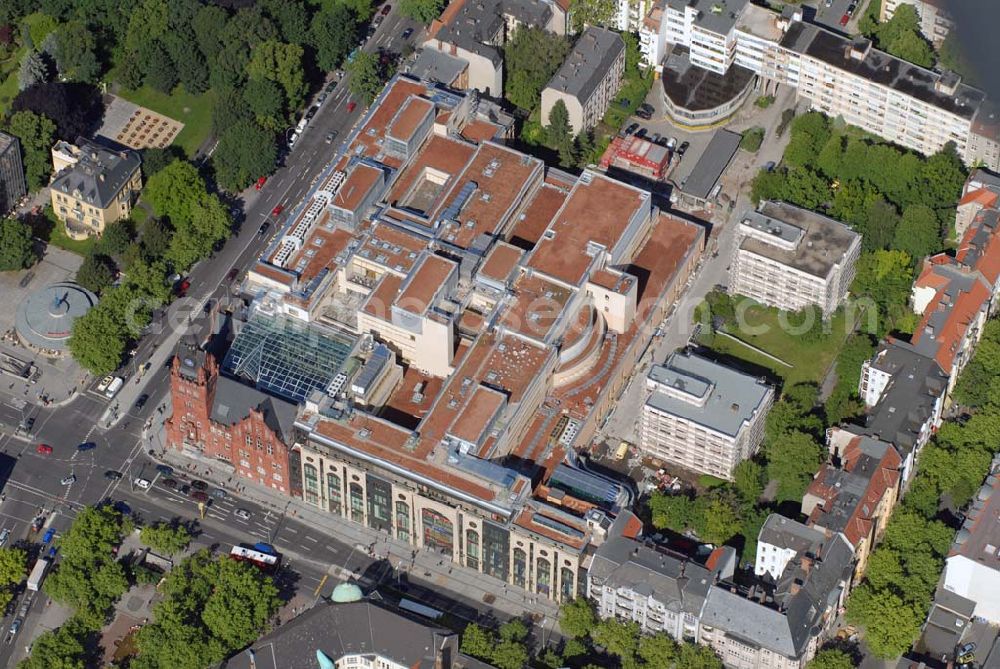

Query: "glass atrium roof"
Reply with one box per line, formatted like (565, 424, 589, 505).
(222, 310, 355, 403)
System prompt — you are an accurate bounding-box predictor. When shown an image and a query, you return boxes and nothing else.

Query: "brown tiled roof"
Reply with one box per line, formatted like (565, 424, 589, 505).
(479, 242, 523, 283)
(528, 173, 648, 286)
(334, 164, 384, 212)
(388, 97, 434, 143)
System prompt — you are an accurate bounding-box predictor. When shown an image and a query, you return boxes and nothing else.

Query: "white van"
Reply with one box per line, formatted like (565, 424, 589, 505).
(104, 377, 124, 398)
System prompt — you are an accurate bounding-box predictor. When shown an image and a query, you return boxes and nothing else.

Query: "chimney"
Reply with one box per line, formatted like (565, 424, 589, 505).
(800, 555, 814, 574)
(789, 578, 803, 596)
(435, 634, 453, 669)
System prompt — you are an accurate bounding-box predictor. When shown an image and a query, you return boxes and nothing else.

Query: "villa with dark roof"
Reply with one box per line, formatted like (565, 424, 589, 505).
(49, 138, 141, 240)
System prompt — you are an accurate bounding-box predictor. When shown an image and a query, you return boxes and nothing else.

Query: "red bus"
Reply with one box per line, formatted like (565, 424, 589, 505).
(230, 545, 281, 573)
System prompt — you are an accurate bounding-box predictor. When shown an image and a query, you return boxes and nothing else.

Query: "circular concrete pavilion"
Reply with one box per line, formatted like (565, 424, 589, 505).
(15, 281, 98, 356)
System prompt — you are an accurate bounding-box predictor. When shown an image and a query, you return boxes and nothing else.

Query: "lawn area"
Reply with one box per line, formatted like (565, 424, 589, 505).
(699, 301, 857, 387)
(115, 85, 217, 158)
(27, 205, 97, 257)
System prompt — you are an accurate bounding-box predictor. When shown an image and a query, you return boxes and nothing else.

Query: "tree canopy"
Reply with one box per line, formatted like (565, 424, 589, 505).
(504, 27, 570, 111)
(5, 110, 56, 190)
(0, 217, 37, 271)
(139, 522, 192, 556)
(347, 51, 384, 105)
(398, 0, 446, 23)
(11, 81, 103, 142)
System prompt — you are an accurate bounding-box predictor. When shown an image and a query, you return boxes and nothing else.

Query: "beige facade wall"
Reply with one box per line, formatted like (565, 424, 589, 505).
(586, 279, 637, 334)
(298, 439, 583, 602)
(698, 626, 810, 669)
(356, 309, 455, 378)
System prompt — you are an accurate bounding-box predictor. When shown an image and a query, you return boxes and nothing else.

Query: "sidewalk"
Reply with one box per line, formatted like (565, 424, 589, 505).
(152, 441, 562, 635)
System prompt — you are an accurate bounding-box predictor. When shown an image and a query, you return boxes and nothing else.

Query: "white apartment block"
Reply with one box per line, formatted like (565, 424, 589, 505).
(729, 201, 861, 317)
(614, 0, 654, 32)
(880, 0, 953, 46)
(754, 514, 825, 581)
(643, 0, 1000, 171)
(640, 350, 773, 480)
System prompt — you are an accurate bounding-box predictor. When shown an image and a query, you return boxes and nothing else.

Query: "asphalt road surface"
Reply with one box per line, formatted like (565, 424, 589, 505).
(0, 9, 424, 664)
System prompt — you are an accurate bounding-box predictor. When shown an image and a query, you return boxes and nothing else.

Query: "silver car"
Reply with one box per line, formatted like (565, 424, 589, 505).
(234, 508, 252, 520)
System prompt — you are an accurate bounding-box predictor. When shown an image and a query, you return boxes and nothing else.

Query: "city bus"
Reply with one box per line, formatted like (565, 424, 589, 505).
(230, 545, 281, 573)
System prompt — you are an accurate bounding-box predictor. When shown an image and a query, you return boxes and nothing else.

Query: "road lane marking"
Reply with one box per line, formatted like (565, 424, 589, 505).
(304, 535, 317, 543)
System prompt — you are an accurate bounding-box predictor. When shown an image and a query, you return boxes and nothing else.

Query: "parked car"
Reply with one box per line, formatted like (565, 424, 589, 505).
(104, 470, 123, 480)
(191, 480, 208, 491)
(651, 133, 661, 145)
(161, 478, 177, 489)
(381, 3, 392, 14)
(36, 444, 52, 455)
(178, 484, 191, 497)
(77, 442, 96, 451)
(0, 529, 10, 547)
(678, 140, 690, 156)
(60, 475, 76, 486)
(134, 478, 151, 490)
(156, 464, 174, 476)
(191, 491, 210, 503)
(317, 93, 328, 104)
(174, 278, 190, 297)
(347, 101, 357, 113)
(97, 376, 113, 392)
(43, 528, 55, 543)
(624, 122, 639, 135)
(211, 488, 227, 499)
(402, 27, 414, 39)
(234, 508, 252, 520)
(255, 176, 267, 190)
(839, 12, 849, 25)
(227, 268, 240, 281)
(258, 221, 270, 236)
(271, 204, 284, 217)
(9, 618, 22, 635)
(666, 136, 678, 150)
(635, 127, 648, 139)
(325, 81, 337, 93)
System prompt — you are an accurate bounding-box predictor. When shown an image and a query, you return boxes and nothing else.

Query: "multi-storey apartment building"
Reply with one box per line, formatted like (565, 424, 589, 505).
(640, 350, 773, 480)
(233, 74, 706, 604)
(857, 339, 947, 483)
(49, 139, 142, 240)
(804, 428, 902, 582)
(0, 132, 26, 217)
(588, 535, 735, 641)
(729, 201, 861, 317)
(640, 0, 1000, 170)
(423, 0, 568, 95)
(541, 27, 625, 134)
(755, 514, 825, 581)
(613, 0, 654, 33)
(880, 0, 953, 46)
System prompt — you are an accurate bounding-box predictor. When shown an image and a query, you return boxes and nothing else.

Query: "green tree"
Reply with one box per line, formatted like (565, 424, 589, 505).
(739, 127, 764, 153)
(0, 217, 37, 271)
(166, 197, 231, 270)
(649, 492, 692, 532)
(892, 204, 939, 260)
(872, 4, 933, 67)
(591, 619, 640, 667)
(202, 558, 281, 649)
(846, 585, 923, 658)
(783, 112, 831, 168)
(492, 640, 529, 669)
(347, 51, 383, 105)
(638, 633, 677, 667)
(701, 496, 741, 544)
(67, 305, 127, 375)
(807, 649, 855, 669)
(309, 5, 357, 71)
(504, 27, 569, 110)
(124, 259, 171, 305)
(398, 0, 446, 23)
(192, 4, 228, 62)
(732, 460, 764, 503)
(49, 21, 100, 83)
(213, 120, 278, 192)
(676, 642, 724, 669)
(17, 49, 50, 90)
(75, 253, 116, 294)
(546, 99, 575, 168)
(246, 40, 307, 111)
(140, 522, 192, 555)
(96, 220, 133, 257)
(260, 0, 309, 44)
(570, 0, 616, 30)
(851, 249, 914, 334)
(18, 615, 89, 669)
(460, 623, 495, 660)
(559, 597, 597, 638)
(765, 430, 824, 504)
(6, 110, 56, 190)
(0, 547, 26, 612)
(144, 41, 178, 93)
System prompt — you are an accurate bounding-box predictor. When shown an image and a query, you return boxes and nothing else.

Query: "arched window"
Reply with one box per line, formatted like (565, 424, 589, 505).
(395, 501, 410, 542)
(466, 529, 480, 570)
(513, 548, 527, 588)
(303, 464, 319, 504)
(326, 472, 342, 515)
(536, 557, 551, 596)
(560, 567, 575, 600)
(421, 509, 454, 554)
(349, 483, 364, 523)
